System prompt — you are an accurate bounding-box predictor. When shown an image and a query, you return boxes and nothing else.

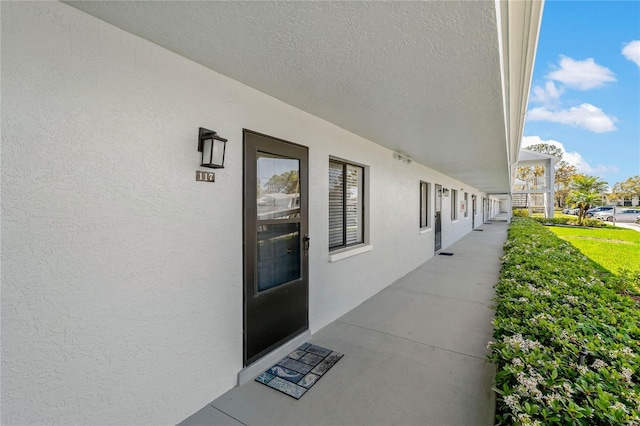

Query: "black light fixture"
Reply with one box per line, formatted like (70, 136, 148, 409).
(393, 152, 412, 164)
(443, 188, 450, 197)
(198, 127, 227, 169)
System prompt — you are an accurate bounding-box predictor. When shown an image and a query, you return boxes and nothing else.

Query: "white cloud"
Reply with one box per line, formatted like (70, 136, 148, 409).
(622, 40, 640, 67)
(521, 136, 619, 176)
(530, 81, 564, 104)
(527, 103, 617, 133)
(547, 56, 616, 90)
(526, 57, 618, 133)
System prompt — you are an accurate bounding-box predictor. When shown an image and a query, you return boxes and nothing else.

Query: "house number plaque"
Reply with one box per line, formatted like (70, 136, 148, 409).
(196, 170, 215, 182)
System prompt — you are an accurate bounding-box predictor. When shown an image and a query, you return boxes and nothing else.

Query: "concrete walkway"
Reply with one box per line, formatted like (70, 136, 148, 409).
(611, 222, 640, 232)
(180, 220, 508, 426)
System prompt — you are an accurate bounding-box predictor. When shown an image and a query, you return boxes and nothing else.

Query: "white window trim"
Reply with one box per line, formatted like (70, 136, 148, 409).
(451, 189, 458, 221)
(419, 181, 431, 230)
(328, 156, 370, 257)
(329, 243, 373, 262)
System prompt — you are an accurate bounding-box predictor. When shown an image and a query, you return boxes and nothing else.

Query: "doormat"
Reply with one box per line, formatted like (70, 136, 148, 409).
(439, 252, 454, 256)
(255, 343, 343, 399)
(473, 229, 484, 231)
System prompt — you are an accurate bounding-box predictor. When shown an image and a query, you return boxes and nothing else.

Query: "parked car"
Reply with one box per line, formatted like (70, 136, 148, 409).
(562, 207, 578, 215)
(585, 206, 614, 218)
(593, 208, 640, 222)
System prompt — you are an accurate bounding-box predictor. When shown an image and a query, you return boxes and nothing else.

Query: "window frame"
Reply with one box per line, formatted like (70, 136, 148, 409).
(420, 181, 430, 229)
(464, 192, 469, 218)
(328, 158, 366, 251)
(451, 189, 458, 221)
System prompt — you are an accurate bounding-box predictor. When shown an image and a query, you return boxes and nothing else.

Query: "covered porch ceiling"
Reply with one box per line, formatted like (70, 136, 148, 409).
(66, 1, 543, 194)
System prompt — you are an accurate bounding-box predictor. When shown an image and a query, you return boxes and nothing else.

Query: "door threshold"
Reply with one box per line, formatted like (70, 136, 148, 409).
(237, 330, 311, 385)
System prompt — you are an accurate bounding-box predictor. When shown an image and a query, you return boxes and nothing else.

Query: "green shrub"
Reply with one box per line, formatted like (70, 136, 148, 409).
(610, 269, 640, 295)
(514, 209, 530, 217)
(531, 217, 572, 225)
(490, 218, 640, 425)
(530, 216, 606, 228)
(567, 218, 606, 228)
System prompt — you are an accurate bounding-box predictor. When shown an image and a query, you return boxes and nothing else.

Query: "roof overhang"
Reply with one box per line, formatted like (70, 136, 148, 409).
(65, 0, 544, 193)
(517, 149, 561, 166)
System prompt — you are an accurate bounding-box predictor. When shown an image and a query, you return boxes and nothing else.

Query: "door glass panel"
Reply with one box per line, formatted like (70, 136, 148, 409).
(257, 223, 301, 292)
(257, 153, 300, 220)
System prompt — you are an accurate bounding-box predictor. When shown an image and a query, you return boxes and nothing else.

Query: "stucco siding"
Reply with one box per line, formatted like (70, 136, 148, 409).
(1, 2, 491, 424)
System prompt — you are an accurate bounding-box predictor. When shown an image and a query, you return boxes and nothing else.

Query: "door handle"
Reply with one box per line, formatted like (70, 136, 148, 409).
(303, 235, 310, 251)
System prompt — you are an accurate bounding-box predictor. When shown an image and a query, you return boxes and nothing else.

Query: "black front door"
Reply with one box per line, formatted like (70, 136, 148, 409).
(243, 130, 309, 366)
(434, 184, 442, 252)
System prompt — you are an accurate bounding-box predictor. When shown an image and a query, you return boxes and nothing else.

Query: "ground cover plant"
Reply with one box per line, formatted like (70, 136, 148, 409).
(490, 218, 640, 425)
(516, 210, 605, 227)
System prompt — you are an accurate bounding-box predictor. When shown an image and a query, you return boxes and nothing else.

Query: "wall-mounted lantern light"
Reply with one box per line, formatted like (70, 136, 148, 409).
(198, 127, 227, 169)
(443, 188, 450, 197)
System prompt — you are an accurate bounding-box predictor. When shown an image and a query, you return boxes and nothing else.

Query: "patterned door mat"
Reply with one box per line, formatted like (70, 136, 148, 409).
(255, 343, 343, 399)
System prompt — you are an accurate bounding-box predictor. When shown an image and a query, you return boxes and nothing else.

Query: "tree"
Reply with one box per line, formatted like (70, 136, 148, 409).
(264, 170, 299, 194)
(610, 176, 640, 205)
(516, 144, 562, 182)
(525, 143, 564, 158)
(555, 161, 578, 208)
(567, 175, 608, 225)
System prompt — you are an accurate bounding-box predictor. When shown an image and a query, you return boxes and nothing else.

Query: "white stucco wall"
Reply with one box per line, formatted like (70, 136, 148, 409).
(1, 3, 488, 424)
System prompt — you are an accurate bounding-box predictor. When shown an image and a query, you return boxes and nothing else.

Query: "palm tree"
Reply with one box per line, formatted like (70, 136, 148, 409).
(567, 175, 608, 225)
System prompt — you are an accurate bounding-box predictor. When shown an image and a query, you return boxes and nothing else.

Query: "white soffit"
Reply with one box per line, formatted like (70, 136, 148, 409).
(517, 149, 560, 165)
(65, 1, 541, 193)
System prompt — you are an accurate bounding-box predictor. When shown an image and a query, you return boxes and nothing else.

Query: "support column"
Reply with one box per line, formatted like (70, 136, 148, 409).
(548, 158, 555, 218)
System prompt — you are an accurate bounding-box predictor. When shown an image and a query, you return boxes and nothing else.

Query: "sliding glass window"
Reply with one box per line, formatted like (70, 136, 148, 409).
(329, 159, 364, 250)
(420, 181, 430, 228)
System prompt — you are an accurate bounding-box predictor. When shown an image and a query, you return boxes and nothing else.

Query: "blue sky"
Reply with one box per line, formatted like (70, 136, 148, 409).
(523, 0, 640, 188)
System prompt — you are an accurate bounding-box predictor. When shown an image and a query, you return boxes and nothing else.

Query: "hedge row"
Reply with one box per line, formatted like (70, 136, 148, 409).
(530, 217, 606, 228)
(489, 218, 640, 425)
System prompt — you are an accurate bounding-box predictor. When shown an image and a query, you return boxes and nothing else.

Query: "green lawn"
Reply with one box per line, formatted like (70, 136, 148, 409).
(548, 226, 640, 275)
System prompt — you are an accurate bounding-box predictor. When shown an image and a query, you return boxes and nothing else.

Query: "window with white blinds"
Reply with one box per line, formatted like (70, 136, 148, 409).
(329, 159, 364, 250)
(451, 189, 458, 220)
(420, 181, 429, 228)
